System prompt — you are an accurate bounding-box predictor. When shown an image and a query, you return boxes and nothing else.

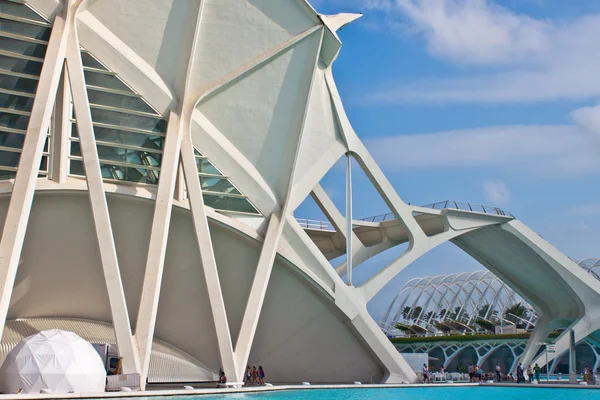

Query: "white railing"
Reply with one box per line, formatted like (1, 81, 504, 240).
(297, 200, 514, 231)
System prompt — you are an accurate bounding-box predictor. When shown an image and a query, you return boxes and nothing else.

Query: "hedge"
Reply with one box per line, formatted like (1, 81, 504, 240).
(390, 331, 560, 344)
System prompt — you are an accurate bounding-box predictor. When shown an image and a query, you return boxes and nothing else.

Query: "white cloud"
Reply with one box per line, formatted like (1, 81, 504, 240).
(483, 179, 510, 205)
(364, 118, 600, 175)
(571, 103, 600, 142)
(378, 0, 550, 65)
(358, 1, 600, 104)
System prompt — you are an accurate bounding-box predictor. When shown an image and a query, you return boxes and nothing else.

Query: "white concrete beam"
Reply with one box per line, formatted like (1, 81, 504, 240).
(134, 111, 182, 387)
(233, 213, 285, 376)
(233, 28, 325, 380)
(65, 8, 140, 374)
(180, 136, 238, 380)
(49, 67, 70, 183)
(135, 1, 206, 388)
(0, 1, 70, 344)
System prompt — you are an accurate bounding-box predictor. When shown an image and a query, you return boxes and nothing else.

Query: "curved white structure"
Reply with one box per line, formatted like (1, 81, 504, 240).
(0, 329, 106, 394)
(0, 0, 597, 386)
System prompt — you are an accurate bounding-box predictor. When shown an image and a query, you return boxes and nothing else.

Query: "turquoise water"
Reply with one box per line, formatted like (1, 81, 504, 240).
(135, 387, 600, 400)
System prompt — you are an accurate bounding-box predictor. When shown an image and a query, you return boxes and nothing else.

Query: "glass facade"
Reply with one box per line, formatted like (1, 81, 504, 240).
(68, 49, 165, 185)
(194, 149, 259, 214)
(0, 0, 50, 180)
(70, 49, 259, 214)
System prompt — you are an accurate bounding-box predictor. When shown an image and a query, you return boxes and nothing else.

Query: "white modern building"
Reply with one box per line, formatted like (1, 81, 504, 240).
(0, 0, 599, 388)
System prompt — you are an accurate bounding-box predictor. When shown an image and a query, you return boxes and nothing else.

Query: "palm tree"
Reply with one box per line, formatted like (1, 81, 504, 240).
(504, 302, 530, 328)
(410, 306, 423, 321)
(401, 306, 412, 321)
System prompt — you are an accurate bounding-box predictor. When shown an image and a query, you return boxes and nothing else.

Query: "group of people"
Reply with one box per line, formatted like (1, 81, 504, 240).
(467, 363, 541, 383)
(244, 365, 266, 386)
(217, 365, 266, 386)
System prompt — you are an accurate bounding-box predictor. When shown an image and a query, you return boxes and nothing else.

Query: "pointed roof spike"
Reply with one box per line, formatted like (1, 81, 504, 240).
(320, 13, 362, 33)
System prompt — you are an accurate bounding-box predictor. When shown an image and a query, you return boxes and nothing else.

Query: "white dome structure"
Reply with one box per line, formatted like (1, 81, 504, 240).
(0, 330, 106, 394)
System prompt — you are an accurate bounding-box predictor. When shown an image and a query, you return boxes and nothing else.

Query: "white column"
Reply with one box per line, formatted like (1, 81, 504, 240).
(0, 4, 70, 342)
(346, 153, 353, 286)
(49, 66, 71, 183)
(234, 213, 285, 379)
(134, 111, 182, 387)
(180, 134, 238, 380)
(65, 17, 140, 375)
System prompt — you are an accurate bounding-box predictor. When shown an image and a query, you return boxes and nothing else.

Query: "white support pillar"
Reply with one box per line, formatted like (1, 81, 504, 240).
(346, 153, 352, 286)
(134, 111, 182, 388)
(231, 27, 324, 381)
(49, 66, 71, 183)
(65, 18, 140, 375)
(180, 135, 238, 380)
(234, 213, 285, 379)
(0, 4, 70, 342)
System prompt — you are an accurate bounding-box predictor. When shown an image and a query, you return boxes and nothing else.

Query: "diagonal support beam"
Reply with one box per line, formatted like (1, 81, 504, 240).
(360, 230, 470, 302)
(0, 3, 70, 343)
(65, 11, 140, 374)
(232, 27, 325, 381)
(134, 1, 207, 389)
(134, 111, 181, 386)
(233, 212, 285, 373)
(180, 134, 238, 380)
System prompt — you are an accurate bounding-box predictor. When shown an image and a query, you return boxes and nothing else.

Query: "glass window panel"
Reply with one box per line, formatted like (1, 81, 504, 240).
(83, 70, 130, 91)
(97, 144, 126, 163)
(0, 169, 15, 180)
(0, 130, 24, 148)
(0, 37, 46, 58)
(70, 140, 81, 157)
(69, 159, 84, 175)
(90, 108, 167, 133)
(0, 54, 42, 75)
(196, 158, 220, 175)
(39, 154, 47, 172)
(0, 2, 47, 23)
(70, 122, 77, 137)
(0, 92, 33, 111)
(87, 89, 156, 114)
(0, 111, 28, 130)
(95, 163, 158, 184)
(80, 52, 107, 70)
(200, 176, 241, 195)
(94, 126, 163, 150)
(202, 193, 258, 214)
(43, 136, 48, 152)
(0, 72, 37, 93)
(129, 150, 161, 167)
(101, 164, 124, 180)
(0, 19, 51, 41)
(0, 149, 19, 167)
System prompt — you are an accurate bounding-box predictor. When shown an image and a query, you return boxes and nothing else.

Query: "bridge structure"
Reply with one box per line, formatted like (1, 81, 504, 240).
(297, 198, 600, 373)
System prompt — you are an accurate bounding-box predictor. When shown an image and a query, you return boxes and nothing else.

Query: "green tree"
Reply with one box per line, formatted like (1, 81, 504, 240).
(401, 306, 412, 321)
(504, 302, 530, 328)
(410, 306, 423, 321)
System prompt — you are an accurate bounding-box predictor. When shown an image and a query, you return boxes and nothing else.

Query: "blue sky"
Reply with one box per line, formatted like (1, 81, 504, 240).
(295, 0, 600, 320)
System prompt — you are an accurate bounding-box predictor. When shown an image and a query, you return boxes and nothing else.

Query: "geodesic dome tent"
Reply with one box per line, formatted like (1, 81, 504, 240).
(0, 329, 106, 394)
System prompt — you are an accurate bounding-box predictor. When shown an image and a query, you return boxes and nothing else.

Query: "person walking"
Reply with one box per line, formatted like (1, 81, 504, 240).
(251, 366, 258, 385)
(533, 363, 541, 383)
(495, 363, 502, 382)
(244, 365, 251, 386)
(258, 366, 265, 385)
(527, 365, 533, 383)
(422, 364, 430, 383)
(516, 363, 524, 383)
